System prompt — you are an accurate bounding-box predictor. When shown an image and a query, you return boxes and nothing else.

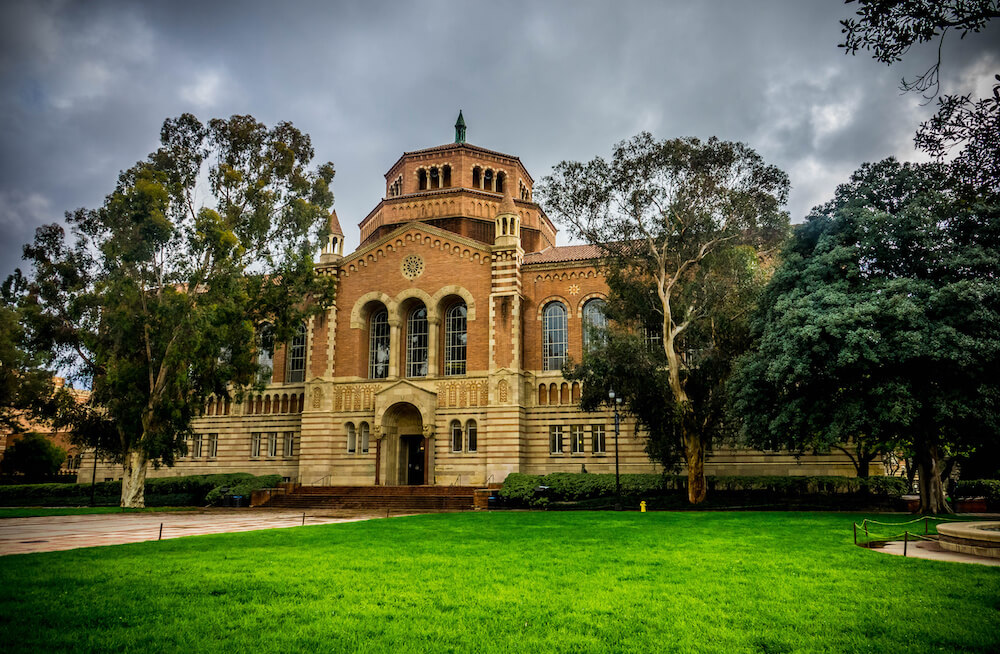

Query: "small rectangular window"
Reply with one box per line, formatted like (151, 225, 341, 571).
(591, 425, 606, 454)
(283, 431, 295, 458)
(549, 425, 564, 454)
(467, 422, 477, 453)
(267, 432, 278, 458)
(208, 433, 219, 458)
(251, 432, 261, 458)
(571, 425, 585, 454)
(191, 433, 203, 458)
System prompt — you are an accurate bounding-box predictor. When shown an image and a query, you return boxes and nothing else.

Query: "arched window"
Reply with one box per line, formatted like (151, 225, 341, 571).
(451, 420, 463, 452)
(582, 298, 608, 352)
(496, 172, 505, 194)
(442, 165, 451, 188)
(406, 305, 428, 377)
(466, 420, 478, 453)
(472, 166, 482, 189)
(369, 309, 390, 379)
(444, 302, 467, 376)
(346, 423, 357, 454)
(542, 302, 568, 370)
(418, 169, 428, 191)
(484, 169, 494, 191)
(359, 422, 370, 454)
(257, 326, 274, 384)
(288, 323, 307, 383)
(430, 167, 439, 189)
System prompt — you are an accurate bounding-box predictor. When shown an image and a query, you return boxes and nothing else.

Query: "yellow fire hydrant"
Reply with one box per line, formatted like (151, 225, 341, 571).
(640, 500, 647, 513)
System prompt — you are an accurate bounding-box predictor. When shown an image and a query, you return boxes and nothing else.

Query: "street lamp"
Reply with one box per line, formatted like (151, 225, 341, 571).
(608, 389, 622, 510)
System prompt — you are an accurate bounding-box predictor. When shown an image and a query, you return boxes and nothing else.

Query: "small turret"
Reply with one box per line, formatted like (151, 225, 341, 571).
(454, 110, 467, 144)
(494, 182, 520, 249)
(321, 209, 345, 262)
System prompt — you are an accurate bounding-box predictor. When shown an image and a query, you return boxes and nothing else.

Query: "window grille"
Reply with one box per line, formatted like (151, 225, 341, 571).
(406, 306, 428, 377)
(549, 425, 564, 454)
(467, 420, 478, 452)
(582, 299, 608, 352)
(369, 309, 390, 379)
(444, 302, 467, 376)
(591, 425, 606, 454)
(288, 323, 307, 383)
(542, 303, 568, 370)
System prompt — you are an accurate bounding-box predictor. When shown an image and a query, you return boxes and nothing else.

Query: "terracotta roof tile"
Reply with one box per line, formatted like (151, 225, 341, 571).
(523, 244, 603, 264)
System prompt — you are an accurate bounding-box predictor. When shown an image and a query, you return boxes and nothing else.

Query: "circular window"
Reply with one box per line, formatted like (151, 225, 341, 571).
(401, 254, 425, 280)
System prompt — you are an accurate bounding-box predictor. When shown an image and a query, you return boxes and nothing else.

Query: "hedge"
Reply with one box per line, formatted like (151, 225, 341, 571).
(498, 473, 910, 508)
(0, 473, 282, 507)
(955, 479, 1000, 508)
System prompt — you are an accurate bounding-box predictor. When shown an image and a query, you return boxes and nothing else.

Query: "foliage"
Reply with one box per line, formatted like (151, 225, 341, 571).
(954, 479, 1000, 505)
(839, 0, 1000, 97)
(730, 158, 1000, 514)
(204, 474, 282, 505)
(0, 302, 54, 431)
(8, 114, 336, 507)
(539, 132, 790, 503)
(0, 473, 277, 506)
(498, 472, 908, 508)
(0, 433, 66, 477)
(2, 512, 998, 653)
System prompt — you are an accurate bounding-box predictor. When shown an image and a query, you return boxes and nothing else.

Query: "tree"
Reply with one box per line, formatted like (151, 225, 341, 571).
(840, 0, 1000, 194)
(10, 114, 337, 507)
(731, 159, 1000, 513)
(0, 433, 66, 478)
(0, 299, 54, 432)
(540, 133, 790, 504)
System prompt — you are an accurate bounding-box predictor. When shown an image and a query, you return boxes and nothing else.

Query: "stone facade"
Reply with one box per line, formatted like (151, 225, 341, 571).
(86, 125, 860, 485)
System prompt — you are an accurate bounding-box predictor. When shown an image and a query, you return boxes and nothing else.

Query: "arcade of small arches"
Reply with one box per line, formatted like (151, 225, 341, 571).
(471, 166, 506, 194)
(245, 392, 306, 416)
(416, 165, 452, 191)
(537, 381, 582, 406)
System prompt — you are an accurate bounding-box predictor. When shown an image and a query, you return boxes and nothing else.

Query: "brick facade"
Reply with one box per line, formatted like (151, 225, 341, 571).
(85, 131, 862, 485)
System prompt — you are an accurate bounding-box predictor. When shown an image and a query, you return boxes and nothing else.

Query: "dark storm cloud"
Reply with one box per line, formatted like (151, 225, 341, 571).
(1, 0, 997, 278)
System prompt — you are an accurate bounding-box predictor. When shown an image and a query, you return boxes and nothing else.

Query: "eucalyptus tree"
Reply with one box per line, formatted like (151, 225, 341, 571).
(10, 114, 337, 507)
(540, 133, 789, 503)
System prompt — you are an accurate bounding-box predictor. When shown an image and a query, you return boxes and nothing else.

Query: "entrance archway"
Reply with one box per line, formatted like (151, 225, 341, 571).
(379, 402, 427, 485)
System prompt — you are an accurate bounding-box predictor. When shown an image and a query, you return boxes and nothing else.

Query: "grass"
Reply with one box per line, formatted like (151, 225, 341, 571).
(0, 506, 196, 519)
(1, 511, 998, 653)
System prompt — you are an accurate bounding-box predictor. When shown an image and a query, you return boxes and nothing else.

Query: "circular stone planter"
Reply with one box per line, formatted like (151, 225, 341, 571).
(937, 521, 1000, 559)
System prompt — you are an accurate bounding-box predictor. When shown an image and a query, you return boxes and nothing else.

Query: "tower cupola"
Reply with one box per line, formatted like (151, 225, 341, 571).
(494, 182, 520, 249)
(321, 209, 345, 262)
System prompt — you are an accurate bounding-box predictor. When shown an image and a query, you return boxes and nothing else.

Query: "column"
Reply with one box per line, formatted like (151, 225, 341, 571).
(388, 319, 401, 378)
(427, 317, 440, 377)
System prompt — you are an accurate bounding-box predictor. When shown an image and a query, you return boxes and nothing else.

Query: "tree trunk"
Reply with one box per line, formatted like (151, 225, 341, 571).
(121, 448, 148, 508)
(856, 456, 870, 479)
(916, 443, 952, 514)
(684, 430, 706, 504)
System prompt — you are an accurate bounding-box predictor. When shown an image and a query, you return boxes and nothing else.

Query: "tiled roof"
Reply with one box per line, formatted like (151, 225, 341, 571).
(328, 210, 343, 235)
(523, 244, 604, 264)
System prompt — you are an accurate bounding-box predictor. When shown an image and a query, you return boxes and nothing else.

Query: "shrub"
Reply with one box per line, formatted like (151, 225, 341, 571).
(205, 474, 282, 505)
(498, 473, 908, 508)
(0, 433, 67, 477)
(955, 479, 1000, 508)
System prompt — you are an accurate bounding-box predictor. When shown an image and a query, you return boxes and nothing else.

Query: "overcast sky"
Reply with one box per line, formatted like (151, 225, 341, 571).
(1, 0, 997, 279)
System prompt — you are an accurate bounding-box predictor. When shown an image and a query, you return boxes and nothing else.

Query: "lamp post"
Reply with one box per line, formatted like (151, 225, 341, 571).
(609, 389, 622, 511)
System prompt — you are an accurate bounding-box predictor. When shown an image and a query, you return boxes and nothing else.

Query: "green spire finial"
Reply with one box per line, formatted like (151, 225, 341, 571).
(455, 110, 466, 144)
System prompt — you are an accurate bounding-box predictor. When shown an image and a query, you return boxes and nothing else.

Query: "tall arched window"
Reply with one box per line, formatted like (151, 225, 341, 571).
(542, 302, 568, 370)
(369, 309, 390, 379)
(406, 305, 428, 377)
(256, 326, 274, 384)
(496, 172, 505, 194)
(346, 423, 356, 454)
(288, 323, 307, 383)
(444, 302, 467, 376)
(484, 169, 494, 191)
(359, 422, 370, 454)
(451, 420, 463, 452)
(466, 420, 478, 453)
(582, 298, 608, 352)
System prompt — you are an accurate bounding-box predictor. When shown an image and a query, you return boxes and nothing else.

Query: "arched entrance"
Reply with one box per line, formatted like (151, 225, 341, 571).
(379, 402, 427, 485)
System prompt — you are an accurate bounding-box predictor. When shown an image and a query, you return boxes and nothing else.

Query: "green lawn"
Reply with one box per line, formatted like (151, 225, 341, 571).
(0, 506, 196, 519)
(1, 512, 998, 653)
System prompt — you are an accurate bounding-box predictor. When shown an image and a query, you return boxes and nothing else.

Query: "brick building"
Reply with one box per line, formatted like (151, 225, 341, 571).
(87, 114, 858, 485)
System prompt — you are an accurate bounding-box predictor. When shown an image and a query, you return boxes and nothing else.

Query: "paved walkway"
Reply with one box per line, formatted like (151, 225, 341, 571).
(0, 508, 395, 556)
(871, 537, 1000, 566)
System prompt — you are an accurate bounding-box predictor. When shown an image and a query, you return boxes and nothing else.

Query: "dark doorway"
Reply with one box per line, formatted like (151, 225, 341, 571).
(401, 435, 425, 485)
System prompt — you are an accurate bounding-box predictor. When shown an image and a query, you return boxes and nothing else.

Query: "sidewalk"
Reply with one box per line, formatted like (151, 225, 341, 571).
(0, 508, 394, 556)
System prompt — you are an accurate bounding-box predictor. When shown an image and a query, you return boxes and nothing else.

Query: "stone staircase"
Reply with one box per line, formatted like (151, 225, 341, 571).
(262, 485, 478, 511)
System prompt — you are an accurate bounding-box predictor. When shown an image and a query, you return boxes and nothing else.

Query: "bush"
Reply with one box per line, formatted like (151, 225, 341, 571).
(0, 433, 67, 477)
(955, 479, 1000, 508)
(498, 473, 909, 508)
(205, 474, 283, 506)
